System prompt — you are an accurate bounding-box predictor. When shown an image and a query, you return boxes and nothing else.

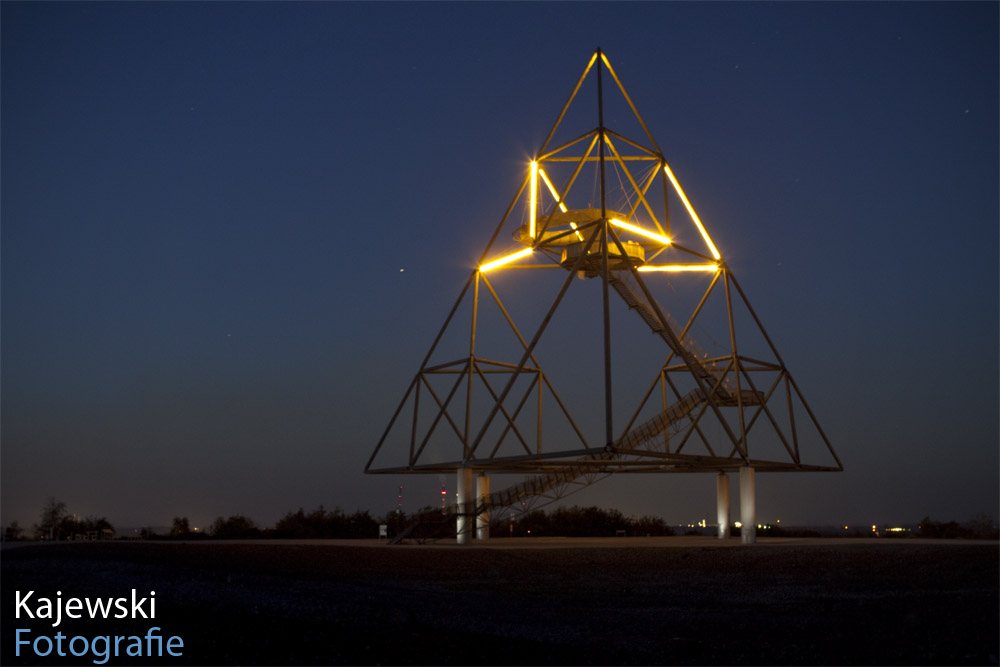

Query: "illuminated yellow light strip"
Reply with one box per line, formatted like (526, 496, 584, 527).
(479, 247, 533, 272)
(529, 161, 538, 239)
(609, 218, 671, 245)
(537, 168, 568, 213)
(637, 264, 719, 272)
(662, 163, 721, 260)
(538, 165, 579, 239)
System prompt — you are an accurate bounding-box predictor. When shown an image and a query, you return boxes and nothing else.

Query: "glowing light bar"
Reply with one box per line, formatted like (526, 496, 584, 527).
(637, 264, 719, 272)
(662, 163, 721, 260)
(529, 161, 538, 239)
(609, 218, 671, 245)
(479, 247, 533, 272)
(569, 222, 584, 241)
(537, 168, 568, 213)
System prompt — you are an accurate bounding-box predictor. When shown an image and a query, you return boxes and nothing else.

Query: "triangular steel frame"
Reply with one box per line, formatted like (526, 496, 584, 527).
(366, 49, 841, 521)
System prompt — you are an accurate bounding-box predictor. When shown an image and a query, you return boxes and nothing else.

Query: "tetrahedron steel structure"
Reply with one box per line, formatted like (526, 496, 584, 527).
(366, 49, 841, 541)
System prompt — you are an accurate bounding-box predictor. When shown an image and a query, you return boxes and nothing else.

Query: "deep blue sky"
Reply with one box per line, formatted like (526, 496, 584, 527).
(3, 2, 997, 531)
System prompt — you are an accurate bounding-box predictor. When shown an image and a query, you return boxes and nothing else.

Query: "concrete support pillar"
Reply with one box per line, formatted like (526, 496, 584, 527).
(716, 472, 730, 539)
(476, 473, 490, 541)
(456, 467, 474, 545)
(739, 466, 756, 545)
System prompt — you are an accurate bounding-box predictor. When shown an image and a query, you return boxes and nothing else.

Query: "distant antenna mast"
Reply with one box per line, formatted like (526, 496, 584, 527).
(440, 483, 448, 515)
(396, 485, 403, 513)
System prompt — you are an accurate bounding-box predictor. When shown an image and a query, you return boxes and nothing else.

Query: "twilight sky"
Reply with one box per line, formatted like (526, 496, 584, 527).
(3, 2, 997, 531)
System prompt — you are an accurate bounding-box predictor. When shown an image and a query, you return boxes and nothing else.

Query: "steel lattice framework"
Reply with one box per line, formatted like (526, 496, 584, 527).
(366, 49, 841, 527)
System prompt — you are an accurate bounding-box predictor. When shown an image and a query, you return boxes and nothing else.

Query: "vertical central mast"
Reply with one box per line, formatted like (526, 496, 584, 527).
(597, 47, 613, 447)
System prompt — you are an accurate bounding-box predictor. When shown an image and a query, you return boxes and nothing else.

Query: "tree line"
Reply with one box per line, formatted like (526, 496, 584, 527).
(509, 506, 675, 537)
(918, 514, 998, 539)
(5, 498, 998, 541)
(170, 505, 675, 540)
(7, 499, 676, 540)
(5, 497, 114, 542)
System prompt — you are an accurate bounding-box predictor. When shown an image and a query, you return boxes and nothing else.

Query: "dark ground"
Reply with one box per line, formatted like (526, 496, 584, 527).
(2, 538, 997, 666)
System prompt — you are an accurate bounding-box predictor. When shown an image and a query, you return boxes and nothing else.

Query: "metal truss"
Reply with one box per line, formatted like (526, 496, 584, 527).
(366, 48, 841, 527)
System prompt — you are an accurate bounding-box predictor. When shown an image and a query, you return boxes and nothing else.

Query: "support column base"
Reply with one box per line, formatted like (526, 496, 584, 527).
(739, 466, 756, 545)
(716, 472, 730, 539)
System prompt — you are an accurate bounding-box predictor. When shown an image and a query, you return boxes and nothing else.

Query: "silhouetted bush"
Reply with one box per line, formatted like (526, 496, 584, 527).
(501, 506, 674, 538)
(209, 514, 260, 539)
(32, 498, 115, 540)
(632, 514, 673, 536)
(272, 506, 379, 539)
(919, 515, 999, 540)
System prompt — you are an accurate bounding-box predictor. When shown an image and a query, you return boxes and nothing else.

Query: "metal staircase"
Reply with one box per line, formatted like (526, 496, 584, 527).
(608, 269, 731, 398)
(388, 268, 765, 543)
(388, 383, 731, 543)
(483, 386, 708, 507)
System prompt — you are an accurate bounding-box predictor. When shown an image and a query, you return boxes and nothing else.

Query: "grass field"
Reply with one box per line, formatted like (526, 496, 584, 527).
(3, 537, 997, 665)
